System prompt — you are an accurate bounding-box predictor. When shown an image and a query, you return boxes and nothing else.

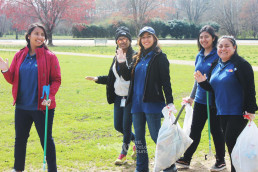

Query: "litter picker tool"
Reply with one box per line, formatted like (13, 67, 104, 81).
(41, 84, 50, 171)
(173, 104, 186, 125)
(205, 91, 213, 160)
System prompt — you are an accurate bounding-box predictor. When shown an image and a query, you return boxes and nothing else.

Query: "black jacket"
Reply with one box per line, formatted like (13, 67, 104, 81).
(199, 53, 258, 114)
(95, 46, 136, 104)
(121, 47, 173, 105)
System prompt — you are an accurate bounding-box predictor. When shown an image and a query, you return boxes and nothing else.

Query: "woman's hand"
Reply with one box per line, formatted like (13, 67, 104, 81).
(194, 70, 207, 83)
(42, 99, 51, 107)
(167, 103, 177, 114)
(0, 57, 9, 71)
(85, 76, 98, 82)
(182, 96, 194, 106)
(116, 48, 126, 63)
(243, 112, 255, 121)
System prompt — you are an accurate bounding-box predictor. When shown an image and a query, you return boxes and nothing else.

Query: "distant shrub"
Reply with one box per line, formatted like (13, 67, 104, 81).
(72, 20, 220, 39)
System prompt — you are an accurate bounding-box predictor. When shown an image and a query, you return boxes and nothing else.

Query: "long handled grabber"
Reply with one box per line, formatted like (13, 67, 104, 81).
(205, 91, 213, 160)
(173, 104, 186, 125)
(41, 84, 50, 171)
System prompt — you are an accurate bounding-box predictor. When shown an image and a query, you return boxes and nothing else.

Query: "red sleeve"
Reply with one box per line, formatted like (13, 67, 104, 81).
(49, 54, 61, 101)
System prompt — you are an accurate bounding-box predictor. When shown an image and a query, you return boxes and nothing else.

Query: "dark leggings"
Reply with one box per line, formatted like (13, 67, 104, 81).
(183, 102, 225, 161)
(14, 108, 57, 172)
(220, 115, 247, 172)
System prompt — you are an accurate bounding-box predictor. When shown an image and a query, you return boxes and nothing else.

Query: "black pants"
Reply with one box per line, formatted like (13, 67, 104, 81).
(14, 108, 57, 172)
(220, 115, 247, 172)
(183, 102, 225, 161)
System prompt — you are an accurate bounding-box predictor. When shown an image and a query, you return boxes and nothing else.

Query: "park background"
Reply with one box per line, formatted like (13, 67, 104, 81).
(0, 0, 258, 171)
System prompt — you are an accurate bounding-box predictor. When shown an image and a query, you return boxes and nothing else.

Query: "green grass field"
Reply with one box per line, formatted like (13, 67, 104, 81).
(0, 44, 257, 65)
(0, 46, 257, 171)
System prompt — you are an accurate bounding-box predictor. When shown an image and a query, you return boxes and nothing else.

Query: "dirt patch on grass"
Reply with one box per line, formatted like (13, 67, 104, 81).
(94, 155, 231, 172)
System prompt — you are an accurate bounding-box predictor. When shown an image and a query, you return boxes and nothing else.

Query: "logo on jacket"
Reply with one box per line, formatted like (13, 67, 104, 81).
(226, 69, 234, 72)
(207, 63, 212, 66)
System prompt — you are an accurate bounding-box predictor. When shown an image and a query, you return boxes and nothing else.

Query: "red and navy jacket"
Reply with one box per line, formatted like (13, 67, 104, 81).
(2, 46, 61, 110)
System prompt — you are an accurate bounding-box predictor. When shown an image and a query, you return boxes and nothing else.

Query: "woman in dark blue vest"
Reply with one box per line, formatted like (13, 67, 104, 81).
(176, 25, 226, 172)
(194, 35, 258, 172)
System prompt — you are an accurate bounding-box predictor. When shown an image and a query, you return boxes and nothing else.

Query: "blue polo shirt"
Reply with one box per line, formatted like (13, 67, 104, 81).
(16, 53, 38, 110)
(194, 48, 219, 105)
(131, 51, 165, 114)
(210, 59, 243, 115)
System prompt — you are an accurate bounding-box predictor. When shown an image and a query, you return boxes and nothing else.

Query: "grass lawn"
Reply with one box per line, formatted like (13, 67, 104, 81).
(0, 47, 257, 171)
(0, 44, 257, 66)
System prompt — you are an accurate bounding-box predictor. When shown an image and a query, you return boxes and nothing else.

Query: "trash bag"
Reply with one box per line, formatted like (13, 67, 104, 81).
(182, 103, 193, 136)
(232, 121, 258, 172)
(154, 106, 193, 172)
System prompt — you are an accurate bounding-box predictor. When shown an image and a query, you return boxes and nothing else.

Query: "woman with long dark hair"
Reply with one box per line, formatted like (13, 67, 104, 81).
(118, 26, 177, 172)
(0, 23, 61, 172)
(176, 25, 226, 172)
(194, 35, 258, 172)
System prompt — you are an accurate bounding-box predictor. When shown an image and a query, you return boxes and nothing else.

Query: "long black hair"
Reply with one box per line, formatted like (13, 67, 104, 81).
(197, 25, 218, 51)
(25, 23, 48, 49)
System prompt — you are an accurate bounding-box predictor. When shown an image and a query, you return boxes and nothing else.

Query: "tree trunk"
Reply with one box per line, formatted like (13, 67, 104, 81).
(15, 29, 18, 40)
(47, 31, 54, 46)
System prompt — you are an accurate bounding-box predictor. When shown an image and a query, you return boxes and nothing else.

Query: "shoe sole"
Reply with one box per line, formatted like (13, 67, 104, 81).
(210, 166, 226, 171)
(115, 161, 127, 165)
(175, 162, 190, 169)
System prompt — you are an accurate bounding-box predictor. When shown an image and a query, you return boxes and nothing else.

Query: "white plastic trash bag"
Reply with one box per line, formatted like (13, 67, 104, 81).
(232, 121, 258, 172)
(183, 103, 193, 136)
(154, 106, 193, 172)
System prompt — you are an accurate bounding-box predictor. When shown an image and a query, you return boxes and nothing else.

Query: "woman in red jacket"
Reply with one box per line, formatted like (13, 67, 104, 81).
(0, 23, 61, 172)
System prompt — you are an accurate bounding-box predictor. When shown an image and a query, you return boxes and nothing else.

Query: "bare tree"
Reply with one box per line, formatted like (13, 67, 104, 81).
(212, 0, 244, 36)
(127, 0, 156, 35)
(94, 0, 117, 21)
(240, 0, 258, 38)
(116, 0, 169, 35)
(177, 0, 211, 24)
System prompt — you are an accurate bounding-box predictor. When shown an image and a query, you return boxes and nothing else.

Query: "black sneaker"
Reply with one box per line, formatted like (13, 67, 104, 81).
(163, 163, 178, 172)
(176, 157, 190, 168)
(210, 159, 226, 171)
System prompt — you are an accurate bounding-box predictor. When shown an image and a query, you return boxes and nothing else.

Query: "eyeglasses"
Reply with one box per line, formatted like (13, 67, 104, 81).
(117, 37, 128, 43)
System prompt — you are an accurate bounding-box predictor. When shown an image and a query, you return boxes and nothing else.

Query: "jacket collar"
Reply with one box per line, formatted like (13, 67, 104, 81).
(153, 46, 162, 55)
(200, 47, 217, 59)
(22, 45, 47, 56)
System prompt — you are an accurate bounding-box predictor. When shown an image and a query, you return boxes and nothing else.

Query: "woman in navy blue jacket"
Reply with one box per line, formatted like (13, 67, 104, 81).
(195, 35, 258, 172)
(176, 25, 226, 172)
(118, 26, 177, 172)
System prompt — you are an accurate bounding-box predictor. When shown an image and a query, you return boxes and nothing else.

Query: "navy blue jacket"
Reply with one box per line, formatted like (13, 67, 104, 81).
(199, 53, 258, 114)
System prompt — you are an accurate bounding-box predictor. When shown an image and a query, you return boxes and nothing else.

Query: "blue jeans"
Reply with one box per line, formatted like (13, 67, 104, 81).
(133, 112, 161, 172)
(14, 108, 57, 172)
(114, 96, 135, 155)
